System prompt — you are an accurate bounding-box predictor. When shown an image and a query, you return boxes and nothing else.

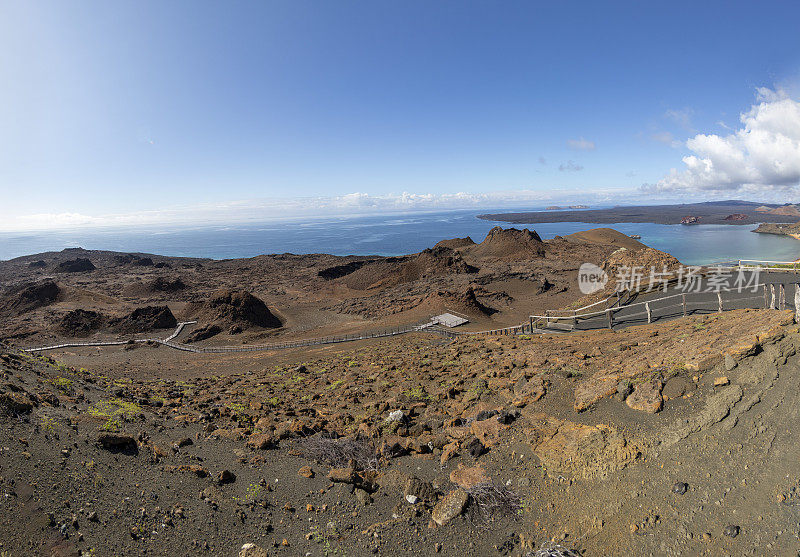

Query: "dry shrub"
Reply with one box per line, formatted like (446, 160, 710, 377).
(298, 433, 378, 471)
(465, 481, 522, 526)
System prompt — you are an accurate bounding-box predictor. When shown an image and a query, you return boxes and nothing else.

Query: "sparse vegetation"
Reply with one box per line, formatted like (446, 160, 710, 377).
(87, 399, 142, 431)
(298, 433, 378, 471)
(466, 481, 522, 527)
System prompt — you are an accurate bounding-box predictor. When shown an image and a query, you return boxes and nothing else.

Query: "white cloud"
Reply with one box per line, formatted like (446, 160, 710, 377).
(650, 131, 682, 148)
(0, 188, 640, 232)
(566, 137, 595, 151)
(643, 88, 800, 194)
(558, 160, 584, 172)
(665, 108, 694, 131)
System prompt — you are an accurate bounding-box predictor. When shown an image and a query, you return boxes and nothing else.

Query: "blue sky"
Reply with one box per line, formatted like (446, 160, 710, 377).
(2, 1, 800, 230)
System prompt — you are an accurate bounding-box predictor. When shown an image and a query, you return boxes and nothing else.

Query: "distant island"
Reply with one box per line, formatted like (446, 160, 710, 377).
(480, 200, 800, 226)
(753, 222, 800, 239)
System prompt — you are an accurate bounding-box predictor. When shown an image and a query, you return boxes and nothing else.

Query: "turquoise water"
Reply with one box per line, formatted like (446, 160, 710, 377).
(1, 210, 798, 265)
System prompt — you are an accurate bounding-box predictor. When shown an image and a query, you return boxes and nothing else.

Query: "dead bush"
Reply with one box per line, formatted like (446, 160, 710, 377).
(298, 433, 378, 471)
(465, 481, 522, 526)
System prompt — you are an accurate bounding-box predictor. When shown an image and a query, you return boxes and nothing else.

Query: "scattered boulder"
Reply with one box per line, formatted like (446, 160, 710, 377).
(246, 432, 276, 450)
(404, 477, 436, 505)
(672, 482, 688, 495)
(512, 376, 547, 407)
(449, 465, 489, 490)
(431, 489, 469, 526)
(298, 466, 314, 479)
(662, 377, 690, 400)
(240, 543, 270, 557)
(723, 525, 740, 538)
(97, 433, 137, 453)
(328, 468, 358, 484)
(625, 379, 663, 413)
(217, 470, 237, 484)
(470, 417, 507, 447)
(28, 260, 47, 268)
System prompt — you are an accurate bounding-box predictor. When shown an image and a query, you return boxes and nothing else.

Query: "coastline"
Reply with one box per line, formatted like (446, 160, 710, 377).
(479, 201, 799, 226)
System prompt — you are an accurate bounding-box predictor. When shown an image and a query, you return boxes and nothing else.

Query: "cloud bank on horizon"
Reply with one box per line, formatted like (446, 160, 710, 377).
(644, 88, 800, 195)
(0, 188, 634, 232)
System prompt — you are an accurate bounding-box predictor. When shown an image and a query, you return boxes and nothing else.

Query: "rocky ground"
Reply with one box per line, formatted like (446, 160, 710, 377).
(2, 307, 800, 556)
(3, 227, 800, 556)
(0, 227, 650, 349)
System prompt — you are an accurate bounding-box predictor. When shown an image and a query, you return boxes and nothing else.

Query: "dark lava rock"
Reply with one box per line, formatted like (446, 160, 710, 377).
(111, 306, 177, 333)
(186, 324, 223, 343)
(134, 257, 154, 266)
(496, 410, 519, 425)
(465, 438, 486, 458)
(97, 433, 137, 452)
(217, 470, 237, 484)
(404, 476, 437, 504)
(28, 260, 47, 268)
(5, 280, 60, 316)
(723, 524, 740, 538)
(671, 482, 688, 495)
(0, 392, 35, 415)
(148, 276, 186, 292)
(56, 258, 96, 273)
(59, 309, 105, 336)
(475, 410, 499, 422)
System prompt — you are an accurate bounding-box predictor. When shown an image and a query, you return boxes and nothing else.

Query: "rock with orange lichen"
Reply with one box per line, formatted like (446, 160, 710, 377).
(525, 413, 641, 480)
(449, 464, 490, 489)
(574, 374, 619, 411)
(470, 417, 507, 447)
(625, 378, 663, 413)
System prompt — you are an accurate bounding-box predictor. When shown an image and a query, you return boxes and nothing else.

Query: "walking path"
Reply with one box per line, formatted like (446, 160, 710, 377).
(22, 267, 800, 354)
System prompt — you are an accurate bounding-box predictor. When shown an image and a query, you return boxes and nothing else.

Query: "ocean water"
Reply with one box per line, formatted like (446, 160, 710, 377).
(1, 210, 799, 266)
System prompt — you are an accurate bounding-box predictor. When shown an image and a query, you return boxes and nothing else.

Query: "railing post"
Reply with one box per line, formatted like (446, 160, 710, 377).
(717, 291, 723, 312)
(764, 284, 769, 309)
(771, 284, 777, 309)
(795, 284, 800, 321)
(645, 302, 652, 323)
(529, 316, 533, 333)
(682, 293, 687, 317)
(780, 284, 786, 310)
(606, 309, 613, 329)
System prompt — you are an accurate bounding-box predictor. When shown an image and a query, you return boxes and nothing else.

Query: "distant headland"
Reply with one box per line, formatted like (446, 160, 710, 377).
(480, 200, 800, 226)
